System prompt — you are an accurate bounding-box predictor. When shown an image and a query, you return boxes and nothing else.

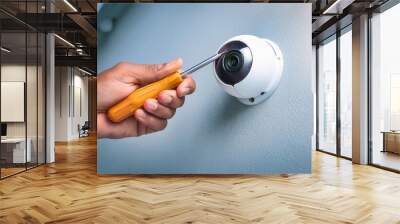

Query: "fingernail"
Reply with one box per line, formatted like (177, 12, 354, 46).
(147, 100, 158, 110)
(163, 95, 173, 104)
(165, 58, 181, 70)
(174, 58, 183, 65)
(181, 87, 190, 96)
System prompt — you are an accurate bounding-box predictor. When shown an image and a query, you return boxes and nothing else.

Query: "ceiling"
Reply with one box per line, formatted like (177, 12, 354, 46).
(0, 0, 98, 72)
(0, 0, 393, 72)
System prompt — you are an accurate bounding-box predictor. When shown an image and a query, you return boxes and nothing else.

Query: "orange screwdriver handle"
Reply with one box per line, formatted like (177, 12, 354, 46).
(107, 72, 183, 123)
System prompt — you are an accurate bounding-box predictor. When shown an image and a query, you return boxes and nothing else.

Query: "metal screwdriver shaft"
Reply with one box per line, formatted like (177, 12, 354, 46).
(182, 53, 222, 75)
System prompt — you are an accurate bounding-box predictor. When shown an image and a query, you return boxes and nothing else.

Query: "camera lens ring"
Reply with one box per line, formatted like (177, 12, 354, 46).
(215, 40, 252, 85)
(222, 50, 243, 73)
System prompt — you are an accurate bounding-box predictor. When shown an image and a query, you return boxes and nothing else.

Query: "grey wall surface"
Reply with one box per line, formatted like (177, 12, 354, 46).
(97, 3, 313, 174)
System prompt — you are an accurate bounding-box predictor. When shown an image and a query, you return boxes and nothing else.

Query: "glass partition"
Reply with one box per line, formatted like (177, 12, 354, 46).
(38, 32, 45, 165)
(339, 28, 352, 158)
(1, 30, 28, 177)
(370, 3, 400, 171)
(0, 1, 46, 179)
(26, 0, 43, 169)
(27, 30, 38, 169)
(317, 36, 337, 155)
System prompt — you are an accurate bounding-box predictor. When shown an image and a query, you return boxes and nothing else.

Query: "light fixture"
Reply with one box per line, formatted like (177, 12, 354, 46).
(63, 0, 78, 12)
(78, 67, 94, 76)
(1, 47, 11, 53)
(54, 34, 75, 48)
(76, 48, 87, 56)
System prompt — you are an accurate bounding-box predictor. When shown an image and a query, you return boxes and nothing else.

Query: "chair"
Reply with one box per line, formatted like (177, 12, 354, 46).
(78, 121, 90, 138)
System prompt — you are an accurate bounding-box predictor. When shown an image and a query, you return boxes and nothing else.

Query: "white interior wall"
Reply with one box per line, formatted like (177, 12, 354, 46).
(55, 67, 69, 141)
(1, 64, 46, 164)
(1, 65, 37, 138)
(71, 73, 89, 138)
(54, 67, 89, 141)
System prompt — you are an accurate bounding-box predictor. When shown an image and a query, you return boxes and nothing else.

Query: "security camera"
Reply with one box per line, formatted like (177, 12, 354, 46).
(214, 35, 283, 105)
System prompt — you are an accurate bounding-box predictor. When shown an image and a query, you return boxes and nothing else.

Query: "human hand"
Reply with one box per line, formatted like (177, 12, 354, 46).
(97, 58, 195, 138)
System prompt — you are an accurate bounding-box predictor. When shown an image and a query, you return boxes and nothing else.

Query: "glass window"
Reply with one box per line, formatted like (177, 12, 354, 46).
(318, 36, 337, 154)
(371, 3, 400, 171)
(27, 30, 38, 169)
(339, 28, 352, 158)
(38, 32, 46, 165)
(1, 29, 28, 178)
(0, 1, 46, 179)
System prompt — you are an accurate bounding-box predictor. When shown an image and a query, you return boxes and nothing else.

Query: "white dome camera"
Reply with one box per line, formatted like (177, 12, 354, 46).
(214, 35, 284, 105)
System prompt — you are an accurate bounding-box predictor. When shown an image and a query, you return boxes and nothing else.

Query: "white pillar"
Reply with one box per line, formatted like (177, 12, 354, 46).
(46, 32, 55, 163)
(352, 14, 369, 164)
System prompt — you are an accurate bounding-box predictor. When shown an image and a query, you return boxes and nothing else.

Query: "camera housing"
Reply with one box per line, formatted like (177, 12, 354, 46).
(214, 35, 284, 105)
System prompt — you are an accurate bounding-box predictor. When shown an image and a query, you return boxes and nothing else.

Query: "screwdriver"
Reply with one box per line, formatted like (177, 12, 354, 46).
(107, 53, 223, 123)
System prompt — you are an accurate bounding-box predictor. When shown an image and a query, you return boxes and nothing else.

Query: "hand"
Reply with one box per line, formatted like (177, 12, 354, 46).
(97, 58, 196, 139)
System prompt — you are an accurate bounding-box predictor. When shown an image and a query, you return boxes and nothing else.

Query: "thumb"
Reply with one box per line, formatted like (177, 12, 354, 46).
(136, 58, 183, 85)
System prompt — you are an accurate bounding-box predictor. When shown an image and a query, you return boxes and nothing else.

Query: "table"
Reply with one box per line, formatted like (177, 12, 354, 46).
(381, 131, 400, 154)
(1, 138, 31, 164)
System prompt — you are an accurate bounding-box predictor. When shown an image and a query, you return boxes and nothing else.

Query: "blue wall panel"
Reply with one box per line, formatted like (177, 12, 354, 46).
(97, 3, 313, 174)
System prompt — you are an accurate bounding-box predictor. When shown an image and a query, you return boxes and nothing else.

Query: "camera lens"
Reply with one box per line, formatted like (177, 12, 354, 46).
(215, 41, 252, 85)
(222, 50, 243, 73)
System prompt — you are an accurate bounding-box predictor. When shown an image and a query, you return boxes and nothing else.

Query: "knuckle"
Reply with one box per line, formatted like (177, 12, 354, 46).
(122, 128, 135, 138)
(146, 63, 165, 74)
(177, 97, 185, 107)
(116, 61, 129, 70)
(169, 110, 176, 118)
(160, 120, 168, 130)
(166, 109, 175, 119)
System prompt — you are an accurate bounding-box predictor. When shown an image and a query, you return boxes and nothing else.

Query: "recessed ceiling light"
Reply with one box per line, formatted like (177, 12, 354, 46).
(78, 67, 94, 76)
(1, 47, 11, 53)
(322, 0, 354, 15)
(54, 34, 75, 48)
(63, 0, 78, 12)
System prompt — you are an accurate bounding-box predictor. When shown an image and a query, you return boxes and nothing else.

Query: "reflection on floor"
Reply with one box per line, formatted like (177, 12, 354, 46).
(0, 167, 25, 177)
(0, 162, 43, 178)
(0, 135, 400, 223)
(373, 150, 400, 171)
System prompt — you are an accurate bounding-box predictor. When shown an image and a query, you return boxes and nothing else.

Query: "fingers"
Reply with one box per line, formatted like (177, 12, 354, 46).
(141, 58, 183, 84)
(158, 90, 185, 109)
(113, 58, 183, 85)
(134, 109, 167, 131)
(177, 75, 196, 98)
(143, 98, 176, 119)
(136, 122, 157, 137)
(156, 75, 195, 109)
(137, 121, 147, 137)
(98, 113, 140, 139)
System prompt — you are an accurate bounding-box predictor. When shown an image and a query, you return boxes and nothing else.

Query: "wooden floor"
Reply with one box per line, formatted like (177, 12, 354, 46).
(1, 136, 400, 223)
(1, 167, 26, 178)
(373, 151, 400, 171)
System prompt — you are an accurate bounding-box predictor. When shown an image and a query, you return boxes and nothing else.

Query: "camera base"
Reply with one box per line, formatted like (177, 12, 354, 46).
(236, 90, 273, 105)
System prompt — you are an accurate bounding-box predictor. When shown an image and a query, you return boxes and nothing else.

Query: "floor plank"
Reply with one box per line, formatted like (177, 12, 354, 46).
(1, 135, 400, 224)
